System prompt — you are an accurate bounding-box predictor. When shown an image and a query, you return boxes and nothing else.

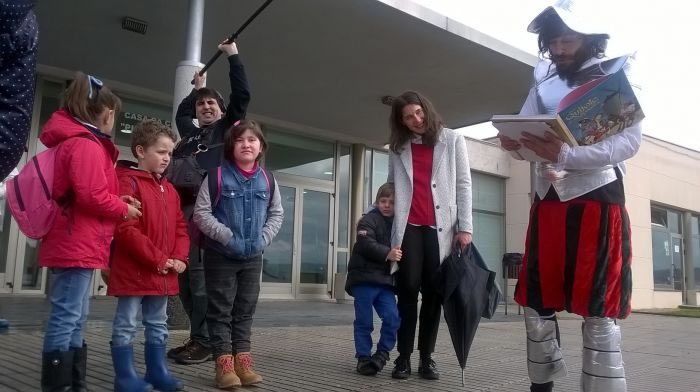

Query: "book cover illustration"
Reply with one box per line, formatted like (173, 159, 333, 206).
(558, 64, 644, 146)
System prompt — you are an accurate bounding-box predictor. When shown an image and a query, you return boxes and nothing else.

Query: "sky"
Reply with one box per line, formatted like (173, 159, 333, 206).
(412, 0, 700, 152)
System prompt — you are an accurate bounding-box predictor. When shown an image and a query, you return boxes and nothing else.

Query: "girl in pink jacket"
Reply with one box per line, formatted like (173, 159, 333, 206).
(39, 73, 141, 391)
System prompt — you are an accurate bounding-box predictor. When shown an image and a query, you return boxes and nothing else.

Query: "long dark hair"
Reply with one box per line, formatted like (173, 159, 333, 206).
(536, 15, 608, 61)
(389, 91, 443, 153)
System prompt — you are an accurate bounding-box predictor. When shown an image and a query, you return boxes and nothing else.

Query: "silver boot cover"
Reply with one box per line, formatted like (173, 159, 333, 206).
(581, 317, 627, 392)
(524, 307, 567, 384)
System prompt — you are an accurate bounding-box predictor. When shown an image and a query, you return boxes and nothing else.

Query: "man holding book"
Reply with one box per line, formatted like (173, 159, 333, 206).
(497, 4, 642, 392)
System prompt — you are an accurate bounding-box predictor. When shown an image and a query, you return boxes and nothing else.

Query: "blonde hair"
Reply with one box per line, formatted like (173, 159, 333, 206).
(130, 120, 176, 157)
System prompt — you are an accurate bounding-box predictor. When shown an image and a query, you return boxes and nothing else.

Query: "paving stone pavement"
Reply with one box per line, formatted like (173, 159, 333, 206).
(1, 298, 699, 391)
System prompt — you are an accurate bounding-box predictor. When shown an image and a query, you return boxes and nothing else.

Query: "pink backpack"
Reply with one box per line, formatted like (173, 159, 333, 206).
(6, 136, 93, 239)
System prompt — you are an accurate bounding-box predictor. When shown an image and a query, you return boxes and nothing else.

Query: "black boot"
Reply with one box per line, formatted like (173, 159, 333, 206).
(531, 381, 554, 392)
(370, 351, 389, 372)
(417, 355, 440, 380)
(356, 357, 377, 376)
(391, 355, 411, 379)
(71, 344, 88, 392)
(41, 351, 74, 392)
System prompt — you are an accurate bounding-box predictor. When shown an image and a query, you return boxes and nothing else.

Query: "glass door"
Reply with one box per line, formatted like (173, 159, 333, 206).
(0, 196, 17, 293)
(297, 188, 334, 297)
(262, 185, 297, 297)
(261, 182, 335, 299)
(671, 236, 684, 292)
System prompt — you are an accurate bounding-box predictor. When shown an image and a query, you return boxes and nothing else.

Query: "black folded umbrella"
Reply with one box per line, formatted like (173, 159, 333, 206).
(440, 243, 502, 386)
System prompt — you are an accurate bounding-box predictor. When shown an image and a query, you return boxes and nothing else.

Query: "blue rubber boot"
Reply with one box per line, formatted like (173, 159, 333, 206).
(110, 343, 153, 392)
(144, 343, 184, 391)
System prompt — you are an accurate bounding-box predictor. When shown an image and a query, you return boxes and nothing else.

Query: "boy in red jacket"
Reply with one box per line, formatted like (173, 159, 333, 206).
(108, 120, 189, 392)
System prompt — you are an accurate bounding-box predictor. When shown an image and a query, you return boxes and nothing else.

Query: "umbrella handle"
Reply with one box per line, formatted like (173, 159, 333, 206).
(190, 0, 275, 84)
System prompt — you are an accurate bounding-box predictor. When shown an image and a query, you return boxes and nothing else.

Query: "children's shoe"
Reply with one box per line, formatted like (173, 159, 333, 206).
(71, 343, 88, 392)
(530, 381, 554, 392)
(110, 343, 153, 392)
(370, 351, 390, 372)
(41, 350, 73, 392)
(356, 357, 377, 376)
(234, 352, 263, 385)
(143, 343, 184, 391)
(215, 355, 241, 389)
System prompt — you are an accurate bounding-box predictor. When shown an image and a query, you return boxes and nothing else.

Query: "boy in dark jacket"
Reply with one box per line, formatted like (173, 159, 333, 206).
(345, 183, 402, 376)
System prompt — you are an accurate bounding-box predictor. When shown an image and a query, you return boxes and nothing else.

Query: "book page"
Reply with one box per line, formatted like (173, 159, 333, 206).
(491, 119, 563, 162)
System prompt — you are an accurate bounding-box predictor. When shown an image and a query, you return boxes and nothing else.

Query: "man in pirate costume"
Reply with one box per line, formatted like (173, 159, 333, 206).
(498, 3, 642, 392)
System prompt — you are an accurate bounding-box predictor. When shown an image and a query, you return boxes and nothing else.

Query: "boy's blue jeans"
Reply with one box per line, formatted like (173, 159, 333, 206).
(111, 296, 168, 346)
(43, 268, 93, 352)
(352, 283, 400, 358)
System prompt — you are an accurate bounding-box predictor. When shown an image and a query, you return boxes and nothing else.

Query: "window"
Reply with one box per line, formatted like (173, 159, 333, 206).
(651, 206, 684, 291)
(265, 130, 335, 181)
(114, 97, 172, 149)
(363, 149, 389, 209)
(692, 216, 700, 289)
(471, 172, 506, 286)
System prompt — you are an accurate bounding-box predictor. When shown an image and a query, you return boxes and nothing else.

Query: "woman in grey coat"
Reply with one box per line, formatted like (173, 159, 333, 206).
(386, 91, 473, 380)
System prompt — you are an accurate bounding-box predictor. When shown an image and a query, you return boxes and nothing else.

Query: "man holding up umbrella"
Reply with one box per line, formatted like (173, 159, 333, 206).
(167, 41, 250, 365)
(498, 3, 641, 392)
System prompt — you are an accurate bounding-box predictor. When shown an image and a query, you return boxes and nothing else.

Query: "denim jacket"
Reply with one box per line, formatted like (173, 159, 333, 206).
(193, 161, 283, 260)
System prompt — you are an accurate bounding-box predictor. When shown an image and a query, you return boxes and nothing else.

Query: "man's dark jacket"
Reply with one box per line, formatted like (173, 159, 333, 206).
(170, 54, 250, 208)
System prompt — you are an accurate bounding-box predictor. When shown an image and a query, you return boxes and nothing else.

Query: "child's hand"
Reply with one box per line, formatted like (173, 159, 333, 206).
(120, 195, 141, 209)
(172, 259, 187, 274)
(387, 247, 402, 262)
(125, 204, 142, 220)
(161, 259, 175, 274)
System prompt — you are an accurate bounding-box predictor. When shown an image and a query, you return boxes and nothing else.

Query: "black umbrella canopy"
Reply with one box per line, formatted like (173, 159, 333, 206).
(440, 243, 500, 386)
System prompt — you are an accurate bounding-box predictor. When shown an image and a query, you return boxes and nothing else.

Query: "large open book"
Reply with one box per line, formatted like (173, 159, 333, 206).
(491, 55, 644, 162)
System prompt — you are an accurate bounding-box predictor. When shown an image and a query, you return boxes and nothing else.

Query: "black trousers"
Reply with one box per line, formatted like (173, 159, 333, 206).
(204, 250, 262, 358)
(178, 243, 209, 344)
(396, 225, 442, 356)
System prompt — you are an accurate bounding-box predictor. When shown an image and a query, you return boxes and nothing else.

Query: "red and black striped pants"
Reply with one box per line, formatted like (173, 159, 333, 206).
(514, 199, 632, 319)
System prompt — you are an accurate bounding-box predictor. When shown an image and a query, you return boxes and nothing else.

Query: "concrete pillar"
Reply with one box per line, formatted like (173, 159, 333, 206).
(349, 144, 366, 249)
(168, 0, 205, 329)
(171, 0, 205, 139)
(683, 212, 697, 306)
(334, 143, 366, 302)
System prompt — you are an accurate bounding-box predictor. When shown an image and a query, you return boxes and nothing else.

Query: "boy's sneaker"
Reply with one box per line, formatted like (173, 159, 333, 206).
(356, 357, 377, 376)
(370, 351, 389, 372)
(173, 340, 212, 364)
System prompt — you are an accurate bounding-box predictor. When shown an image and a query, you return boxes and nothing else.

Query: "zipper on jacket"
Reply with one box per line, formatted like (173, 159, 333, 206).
(158, 182, 170, 295)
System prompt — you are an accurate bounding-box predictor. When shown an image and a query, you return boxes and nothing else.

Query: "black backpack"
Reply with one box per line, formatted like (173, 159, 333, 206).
(167, 126, 221, 199)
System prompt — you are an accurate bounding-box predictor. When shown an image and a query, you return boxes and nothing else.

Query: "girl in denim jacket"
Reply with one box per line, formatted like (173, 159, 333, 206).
(193, 120, 283, 389)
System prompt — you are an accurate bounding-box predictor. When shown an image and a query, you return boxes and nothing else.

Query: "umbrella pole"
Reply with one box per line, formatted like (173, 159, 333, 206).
(462, 368, 465, 387)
